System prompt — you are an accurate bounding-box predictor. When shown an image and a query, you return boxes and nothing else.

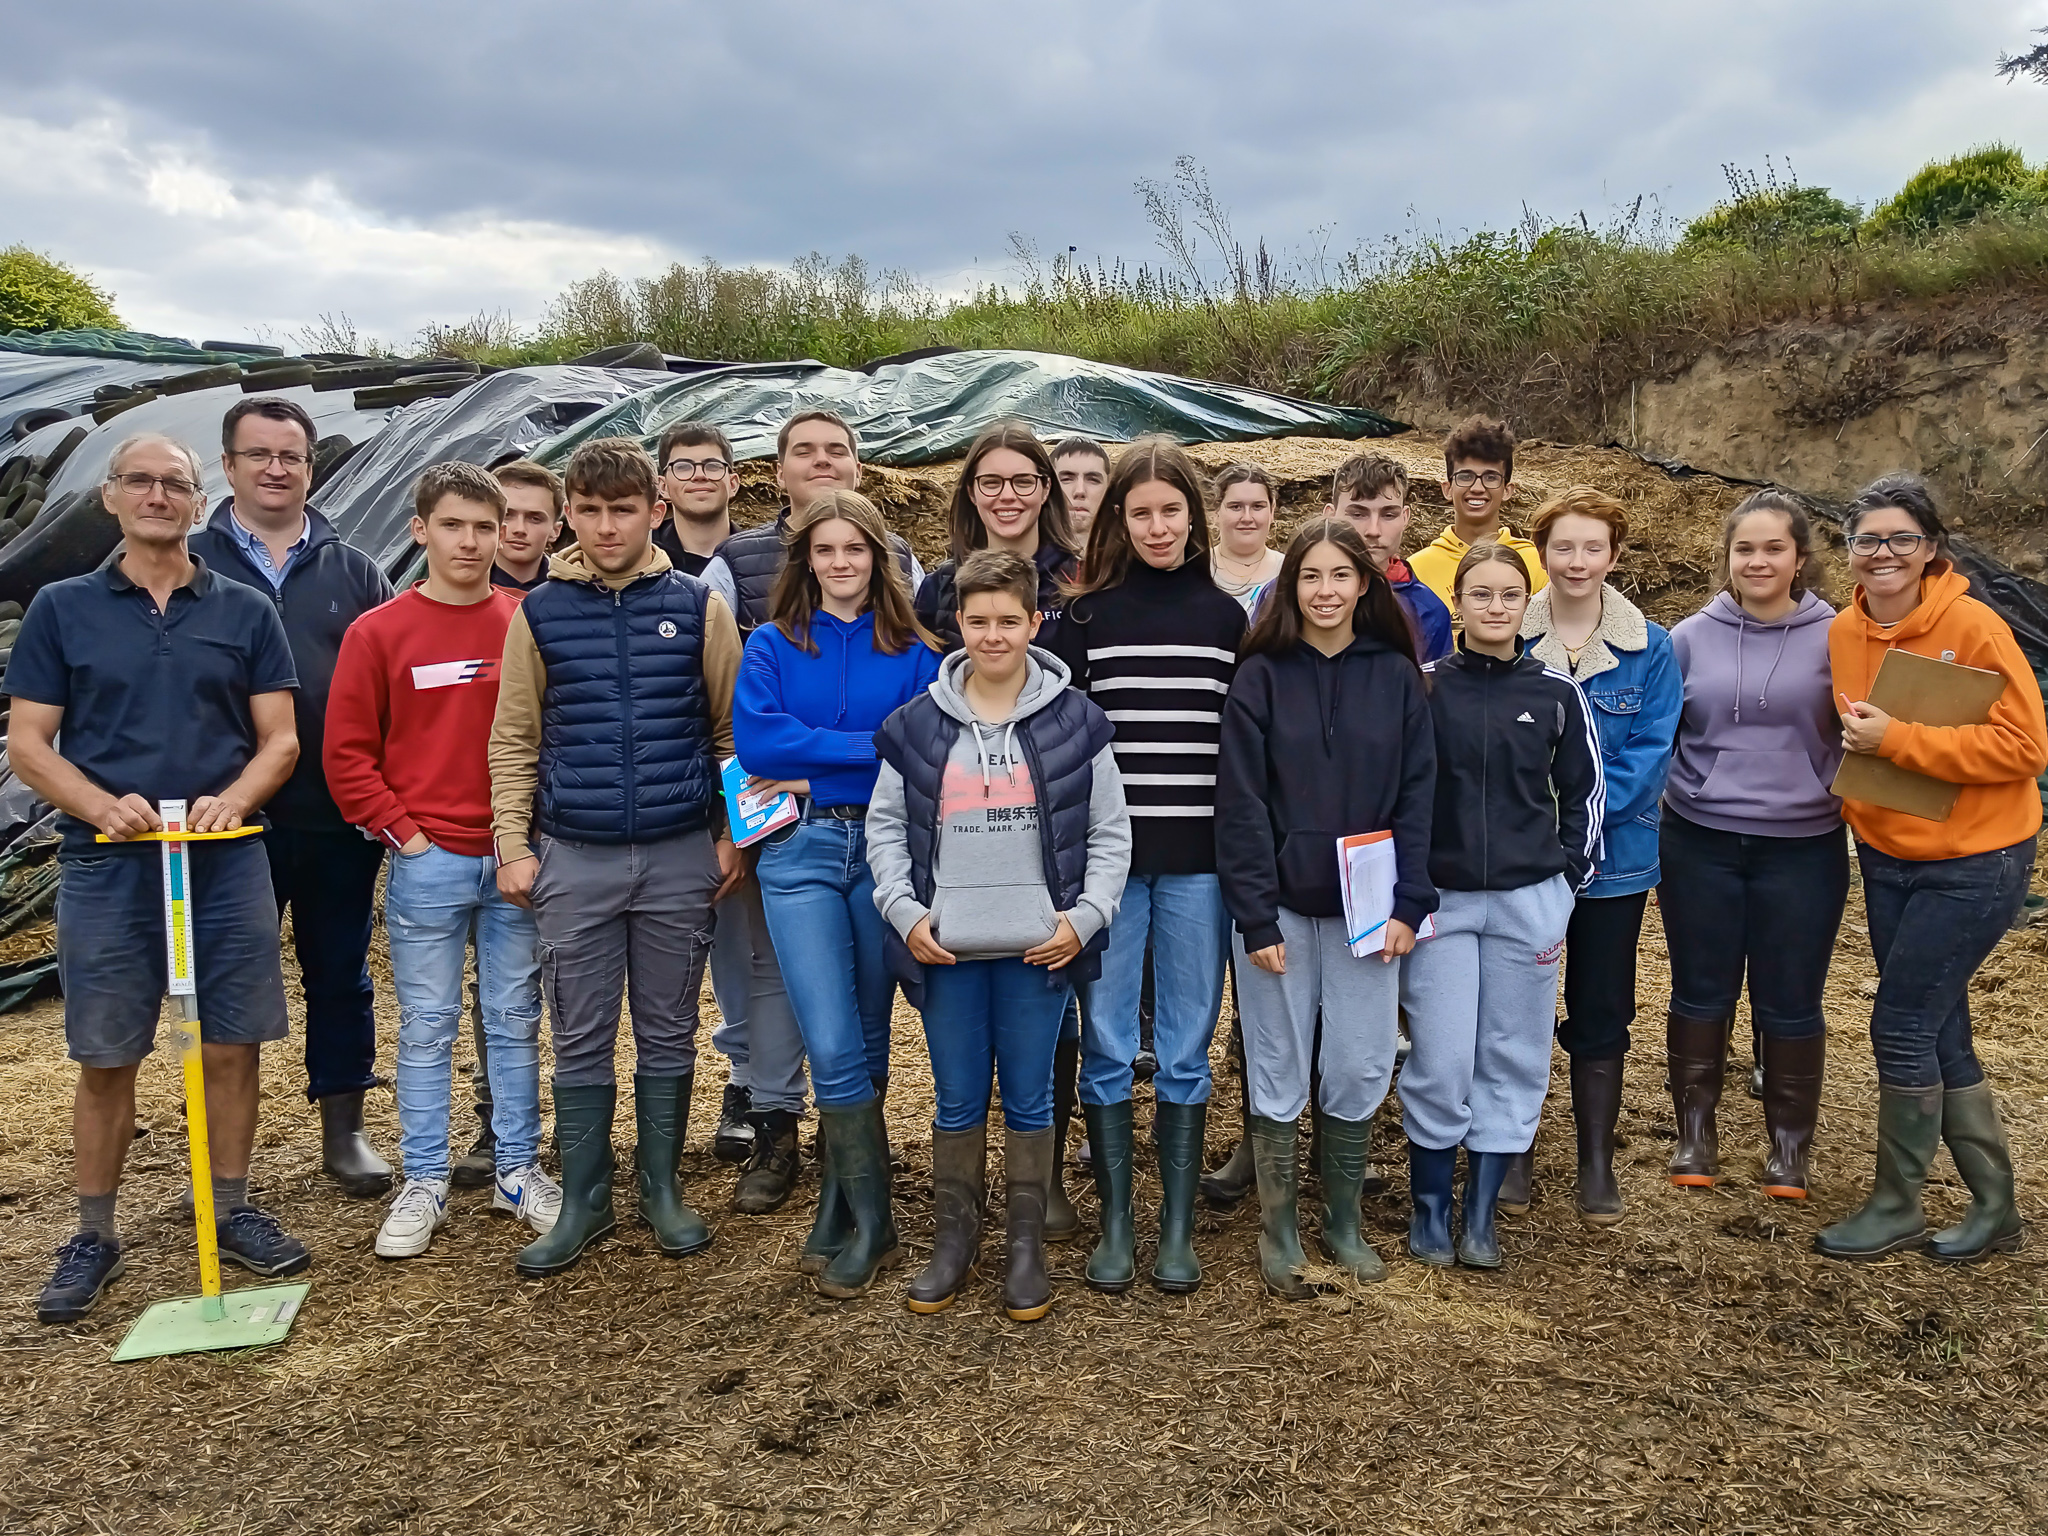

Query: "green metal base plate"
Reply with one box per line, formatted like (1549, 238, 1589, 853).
(111, 1283, 310, 1362)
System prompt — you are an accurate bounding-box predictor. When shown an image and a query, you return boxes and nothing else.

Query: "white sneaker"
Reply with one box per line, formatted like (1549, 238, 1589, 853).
(493, 1162, 562, 1235)
(374, 1179, 449, 1259)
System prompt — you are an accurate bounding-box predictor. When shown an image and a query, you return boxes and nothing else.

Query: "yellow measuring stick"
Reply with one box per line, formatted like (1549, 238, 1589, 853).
(93, 825, 266, 844)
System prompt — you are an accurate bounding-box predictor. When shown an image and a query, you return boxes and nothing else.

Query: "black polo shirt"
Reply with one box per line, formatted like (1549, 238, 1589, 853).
(5, 555, 299, 854)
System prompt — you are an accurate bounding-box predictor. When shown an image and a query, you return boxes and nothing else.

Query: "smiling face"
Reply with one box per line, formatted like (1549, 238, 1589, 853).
(1441, 457, 1509, 534)
(1454, 557, 1530, 650)
(1124, 476, 1191, 570)
(1726, 509, 1800, 612)
(660, 444, 738, 526)
(1541, 512, 1618, 601)
(222, 411, 314, 523)
(413, 493, 501, 589)
(1296, 539, 1363, 643)
(776, 419, 860, 513)
(1847, 504, 1937, 607)
(807, 516, 876, 611)
(1217, 478, 1275, 560)
(959, 588, 1041, 689)
(566, 488, 664, 577)
(1332, 488, 1410, 571)
(968, 445, 1047, 554)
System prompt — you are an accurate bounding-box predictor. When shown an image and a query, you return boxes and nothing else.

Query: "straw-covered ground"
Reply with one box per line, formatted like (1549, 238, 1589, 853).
(0, 434, 2041, 1533)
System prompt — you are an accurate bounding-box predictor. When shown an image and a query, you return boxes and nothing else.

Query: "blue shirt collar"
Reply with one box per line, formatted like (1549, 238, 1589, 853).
(225, 502, 310, 591)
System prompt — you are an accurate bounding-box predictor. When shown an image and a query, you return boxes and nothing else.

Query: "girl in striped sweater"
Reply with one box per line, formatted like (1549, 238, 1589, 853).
(1049, 438, 1247, 1294)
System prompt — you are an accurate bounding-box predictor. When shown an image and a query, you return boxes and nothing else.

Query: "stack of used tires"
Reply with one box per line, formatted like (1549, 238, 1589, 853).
(0, 425, 88, 552)
(87, 353, 493, 425)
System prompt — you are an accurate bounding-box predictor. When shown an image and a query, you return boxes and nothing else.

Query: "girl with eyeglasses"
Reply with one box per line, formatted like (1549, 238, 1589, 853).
(1816, 475, 2046, 1264)
(1397, 541, 1602, 1271)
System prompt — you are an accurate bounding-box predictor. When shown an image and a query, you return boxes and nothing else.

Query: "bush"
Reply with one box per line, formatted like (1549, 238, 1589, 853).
(1681, 184, 1861, 252)
(0, 246, 121, 333)
(1865, 145, 2035, 239)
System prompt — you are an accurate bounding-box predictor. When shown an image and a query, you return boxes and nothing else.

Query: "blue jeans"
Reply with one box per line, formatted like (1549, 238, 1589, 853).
(756, 819, 893, 1110)
(1082, 873, 1228, 1107)
(1857, 836, 2033, 1090)
(920, 958, 1072, 1132)
(386, 844, 543, 1182)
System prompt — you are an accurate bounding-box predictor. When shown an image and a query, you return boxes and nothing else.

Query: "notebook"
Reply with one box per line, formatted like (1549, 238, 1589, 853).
(1337, 831, 1435, 957)
(722, 756, 800, 847)
(1831, 649, 2008, 822)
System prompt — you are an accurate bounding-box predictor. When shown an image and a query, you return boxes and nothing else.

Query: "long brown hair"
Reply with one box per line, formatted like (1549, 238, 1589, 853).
(1243, 519, 1421, 678)
(769, 490, 939, 656)
(1065, 436, 1215, 598)
(1715, 489, 1829, 602)
(946, 419, 1077, 564)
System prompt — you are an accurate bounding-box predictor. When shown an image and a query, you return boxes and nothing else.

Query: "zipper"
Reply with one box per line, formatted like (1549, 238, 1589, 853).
(614, 584, 636, 843)
(1479, 661, 1491, 886)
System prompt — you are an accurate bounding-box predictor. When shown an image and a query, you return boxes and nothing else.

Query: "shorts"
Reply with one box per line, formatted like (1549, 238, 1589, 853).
(57, 836, 290, 1067)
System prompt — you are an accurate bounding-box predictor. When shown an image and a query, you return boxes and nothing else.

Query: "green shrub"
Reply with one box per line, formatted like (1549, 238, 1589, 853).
(0, 246, 122, 333)
(1681, 184, 1861, 252)
(1865, 145, 2034, 239)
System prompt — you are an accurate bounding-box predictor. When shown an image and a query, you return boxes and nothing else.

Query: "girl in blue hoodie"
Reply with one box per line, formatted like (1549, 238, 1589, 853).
(1520, 488, 1682, 1228)
(733, 491, 943, 1300)
(1660, 491, 1844, 1203)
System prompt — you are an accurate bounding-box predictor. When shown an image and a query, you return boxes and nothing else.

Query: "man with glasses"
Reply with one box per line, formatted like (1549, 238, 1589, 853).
(651, 422, 810, 1208)
(1408, 415, 1547, 611)
(13, 434, 309, 1321)
(188, 397, 397, 1200)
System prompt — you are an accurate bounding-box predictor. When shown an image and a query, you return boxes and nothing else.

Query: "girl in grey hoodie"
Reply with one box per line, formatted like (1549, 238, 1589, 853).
(1659, 491, 1846, 1205)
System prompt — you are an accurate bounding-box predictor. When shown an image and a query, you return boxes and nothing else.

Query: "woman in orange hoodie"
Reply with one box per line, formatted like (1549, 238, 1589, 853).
(1821, 474, 2046, 1264)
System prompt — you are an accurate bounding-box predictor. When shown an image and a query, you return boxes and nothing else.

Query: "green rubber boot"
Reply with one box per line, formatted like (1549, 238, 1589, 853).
(1814, 1085, 1942, 1261)
(634, 1073, 711, 1258)
(1152, 1100, 1206, 1293)
(815, 1097, 902, 1298)
(1248, 1114, 1312, 1300)
(1316, 1111, 1386, 1283)
(515, 1083, 618, 1277)
(1928, 1081, 2024, 1262)
(799, 1128, 852, 1275)
(1082, 1100, 1136, 1292)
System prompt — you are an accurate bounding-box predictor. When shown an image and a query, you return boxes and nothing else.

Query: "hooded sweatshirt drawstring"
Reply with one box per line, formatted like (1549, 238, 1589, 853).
(1730, 608, 1793, 721)
(968, 719, 1022, 793)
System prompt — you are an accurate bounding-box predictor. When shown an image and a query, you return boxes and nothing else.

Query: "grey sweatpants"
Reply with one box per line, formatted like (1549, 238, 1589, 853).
(1398, 876, 1574, 1153)
(1232, 909, 1401, 1122)
(706, 873, 811, 1113)
(531, 830, 722, 1088)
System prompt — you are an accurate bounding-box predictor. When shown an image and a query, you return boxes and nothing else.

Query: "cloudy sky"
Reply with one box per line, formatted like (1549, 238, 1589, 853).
(6, 1, 2048, 349)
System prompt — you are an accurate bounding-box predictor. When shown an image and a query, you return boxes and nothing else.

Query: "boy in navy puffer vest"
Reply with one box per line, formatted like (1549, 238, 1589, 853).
(488, 438, 745, 1278)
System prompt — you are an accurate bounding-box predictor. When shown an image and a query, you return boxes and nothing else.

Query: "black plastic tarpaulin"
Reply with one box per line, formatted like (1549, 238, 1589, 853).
(531, 349, 1405, 469)
(315, 365, 674, 577)
(0, 351, 203, 441)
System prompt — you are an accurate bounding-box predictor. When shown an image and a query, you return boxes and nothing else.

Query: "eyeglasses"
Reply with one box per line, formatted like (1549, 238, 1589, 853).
(662, 457, 730, 480)
(1458, 587, 1527, 610)
(1450, 470, 1505, 490)
(108, 472, 202, 501)
(231, 448, 309, 471)
(1845, 531, 1930, 557)
(973, 473, 1045, 497)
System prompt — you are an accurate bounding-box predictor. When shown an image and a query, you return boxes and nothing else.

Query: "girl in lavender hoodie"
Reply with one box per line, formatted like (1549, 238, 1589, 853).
(1660, 491, 1845, 1203)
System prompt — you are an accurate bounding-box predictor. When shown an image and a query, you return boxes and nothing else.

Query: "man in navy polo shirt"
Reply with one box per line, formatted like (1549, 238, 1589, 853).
(188, 396, 396, 1198)
(9, 433, 310, 1323)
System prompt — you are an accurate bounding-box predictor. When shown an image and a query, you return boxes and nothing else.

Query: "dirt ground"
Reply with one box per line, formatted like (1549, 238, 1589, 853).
(1, 432, 2045, 1533)
(2, 866, 2047, 1535)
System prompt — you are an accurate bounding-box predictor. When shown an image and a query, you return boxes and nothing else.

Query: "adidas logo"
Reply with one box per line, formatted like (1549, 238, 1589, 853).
(1516, 711, 1535, 723)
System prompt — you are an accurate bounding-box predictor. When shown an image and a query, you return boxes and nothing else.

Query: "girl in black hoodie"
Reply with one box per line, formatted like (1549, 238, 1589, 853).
(1216, 520, 1437, 1298)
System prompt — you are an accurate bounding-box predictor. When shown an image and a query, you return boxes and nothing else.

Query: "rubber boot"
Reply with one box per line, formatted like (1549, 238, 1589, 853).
(1570, 1056, 1626, 1226)
(1407, 1141, 1456, 1266)
(1199, 1019, 1255, 1208)
(634, 1073, 711, 1257)
(1496, 1148, 1534, 1216)
(1003, 1126, 1055, 1321)
(1814, 1085, 1942, 1261)
(906, 1123, 986, 1314)
(815, 1097, 902, 1298)
(319, 1090, 394, 1197)
(1316, 1112, 1385, 1283)
(1082, 1100, 1136, 1293)
(451, 1103, 495, 1189)
(1046, 1036, 1081, 1240)
(1242, 1114, 1312, 1299)
(1458, 1150, 1511, 1269)
(1151, 1100, 1206, 1293)
(733, 1109, 802, 1214)
(515, 1083, 618, 1276)
(1928, 1081, 2024, 1261)
(1748, 1021, 1765, 1101)
(800, 1131, 852, 1276)
(1759, 1033, 1825, 1200)
(1666, 1012, 1727, 1187)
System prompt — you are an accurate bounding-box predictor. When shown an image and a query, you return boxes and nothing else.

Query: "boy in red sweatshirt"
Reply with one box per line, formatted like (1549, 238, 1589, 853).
(325, 462, 558, 1260)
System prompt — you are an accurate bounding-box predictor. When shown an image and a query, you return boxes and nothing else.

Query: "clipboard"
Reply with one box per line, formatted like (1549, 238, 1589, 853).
(1830, 648, 2007, 822)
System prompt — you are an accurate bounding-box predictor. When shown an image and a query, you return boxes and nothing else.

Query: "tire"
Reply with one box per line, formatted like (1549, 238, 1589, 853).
(15, 499, 42, 527)
(353, 375, 475, 409)
(159, 364, 244, 396)
(392, 358, 481, 379)
(11, 408, 72, 442)
(40, 425, 90, 481)
(0, 490, 115, 606)
(202, 341, 285, 358)
(0, 457, 26, 495)
(310, 362, 405, 391)
(310, 434, 361, 492)
(93, 390, 157, 424)
(569, 341, 665, 370)
(0, 601, 22, 621)
(242, 363, 316, 390)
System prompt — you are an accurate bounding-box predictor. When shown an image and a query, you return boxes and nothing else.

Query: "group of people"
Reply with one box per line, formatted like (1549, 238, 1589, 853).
(20, 392, 2042, 1327)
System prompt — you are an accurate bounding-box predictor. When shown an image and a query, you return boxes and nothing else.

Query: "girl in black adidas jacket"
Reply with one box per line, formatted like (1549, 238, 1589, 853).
(1216, 520, 1437, 1299)
(1397, 540, 1604, 1273)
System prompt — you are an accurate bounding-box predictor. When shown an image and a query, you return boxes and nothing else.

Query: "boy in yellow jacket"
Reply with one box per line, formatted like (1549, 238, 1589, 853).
(1407, 415, 1547, 610)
